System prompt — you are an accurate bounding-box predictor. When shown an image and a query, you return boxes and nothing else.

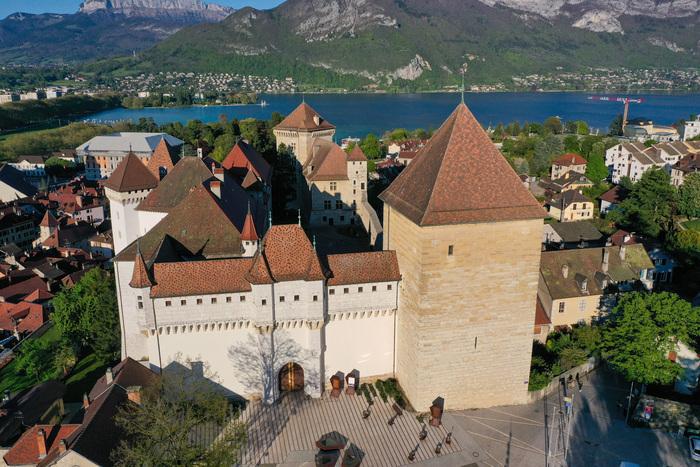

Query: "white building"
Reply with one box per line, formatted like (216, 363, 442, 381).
(683, 116, 700, 141)
(605, 142, 664, 183)
(0, 164, 38, 202)
(8, 155, 46, 177)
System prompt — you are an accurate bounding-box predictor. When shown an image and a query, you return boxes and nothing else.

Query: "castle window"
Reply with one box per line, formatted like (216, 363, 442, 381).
(313, 295, 318, 302)
(330, 182, 337, 191)
(280, 296, 285, 303)
(558, 302, 566, 313)
(197, 298, 203, 305)
(372, 285, 377, 292)
(165, 301, 172, 307)
(262, 299, 267, 306)
(343, 288, 349, 294)
(387, 284, 393, 291)
(361, 183, 365, 190)
(448, 245, 454, 256)
(211, 298, 217, 304)
(226, 296, 232, 303)
(294, 295, 300, 301)
(358, 287, 363, 293)
(181, 300, 186, 306)
(240, 296, 245, 302)
(329, 289, 335, 295)
(324, 200, 332, 210)
(336, 200, 343, 209)
(138, 301, 143, 310)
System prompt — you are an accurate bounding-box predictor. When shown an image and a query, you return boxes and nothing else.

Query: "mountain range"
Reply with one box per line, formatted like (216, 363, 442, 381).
(1, 0, 700, 89)
(0, 0, 233, 64)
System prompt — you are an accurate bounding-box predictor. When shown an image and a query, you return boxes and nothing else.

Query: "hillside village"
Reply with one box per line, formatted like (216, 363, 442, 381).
(0, 96, 697, 466)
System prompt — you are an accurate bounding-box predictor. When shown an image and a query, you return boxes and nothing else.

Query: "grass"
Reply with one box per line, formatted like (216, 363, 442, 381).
(0, 324, 61, 394)
(684, 219, 700, 231)
(64, 353, 110, 402)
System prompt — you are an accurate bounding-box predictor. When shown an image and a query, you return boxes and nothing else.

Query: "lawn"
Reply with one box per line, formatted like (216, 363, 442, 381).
(684, 219, 700, 231)
(0, 324, 61, 394)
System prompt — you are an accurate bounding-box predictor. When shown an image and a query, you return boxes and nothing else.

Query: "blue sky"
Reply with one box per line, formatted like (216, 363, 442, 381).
(0, 1, 283, 18)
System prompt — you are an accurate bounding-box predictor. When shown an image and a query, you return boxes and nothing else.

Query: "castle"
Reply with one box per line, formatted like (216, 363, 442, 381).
(110, 101, 544, 410)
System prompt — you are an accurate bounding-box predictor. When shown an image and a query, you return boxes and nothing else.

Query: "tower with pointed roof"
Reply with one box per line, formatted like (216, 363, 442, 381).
(104, 152, 159, 254)
(39, 211, 58, 243)
(380, 102, 545, 410)
(273, 102, 336, 166)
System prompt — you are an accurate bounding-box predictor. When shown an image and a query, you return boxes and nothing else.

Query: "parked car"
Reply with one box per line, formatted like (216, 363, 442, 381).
(689, 436, 700, 461)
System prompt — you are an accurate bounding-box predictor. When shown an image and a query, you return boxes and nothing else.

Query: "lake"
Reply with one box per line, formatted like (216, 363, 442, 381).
(88, 92, 700, 140)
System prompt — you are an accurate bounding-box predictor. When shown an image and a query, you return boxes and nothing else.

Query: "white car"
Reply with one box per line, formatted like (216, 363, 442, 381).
(689, 436, 700, 461)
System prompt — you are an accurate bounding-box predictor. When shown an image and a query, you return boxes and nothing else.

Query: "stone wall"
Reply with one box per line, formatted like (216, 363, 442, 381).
(384, 206, 543, 411)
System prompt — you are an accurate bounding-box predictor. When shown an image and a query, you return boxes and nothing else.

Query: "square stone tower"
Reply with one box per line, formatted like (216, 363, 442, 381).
(380, 102, 545, 411)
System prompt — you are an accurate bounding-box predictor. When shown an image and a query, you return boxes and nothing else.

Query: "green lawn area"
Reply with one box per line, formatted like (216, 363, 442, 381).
(0, 323, 110, 401)
(684, 219, 700, 231)
(0, 324, 61, 394)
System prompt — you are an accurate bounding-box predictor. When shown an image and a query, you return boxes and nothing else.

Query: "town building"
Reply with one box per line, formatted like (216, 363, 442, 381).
(623, 118, 679, 142)
(608, 230, 677, 285)
(0, 94, 19, 104)
(0, 165, 38, 203)
(538, 244, 654, 328)
(0, 208, 37, 251)
(547, 191, 594, 222)
(542, 221, 604, 250)
(671, 153, 700, 186)
(540, 171, 593, 195)
(0, 381, 66, 449)
(605, 142, 664, 183)
(273, 102, 335, 167)
(598, 185, 626, 215)
(77, 133, 183, 180)
(114, 101, 546, 412)
(550, 153, 587, 179)
(682, 115, 700, 141)
(8, 156, 46, 178)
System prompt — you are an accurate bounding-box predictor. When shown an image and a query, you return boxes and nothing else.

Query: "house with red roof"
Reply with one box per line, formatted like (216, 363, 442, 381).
(551, 153, 587, 179)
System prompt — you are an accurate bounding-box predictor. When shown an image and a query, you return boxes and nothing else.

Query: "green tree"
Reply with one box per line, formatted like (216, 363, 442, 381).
(543, 116, 562, 134)
(51, 268, 120, 363)
(54, 343, 78, 377)
(576, 121, 590, 136)
(16, 338, 58, 383)
(585, 152, 608, 184)
(609, 114, 623, 136)
(563, 135, 580, 153)
(530, 134, 563, 176)
(678, 173, 700, 218)
(601, 292, 697, 384)
(669, 229, 700, 263)
(210, 133, 237, 162)
(112, 372, 246, 466)
(360, 133, 383, 159)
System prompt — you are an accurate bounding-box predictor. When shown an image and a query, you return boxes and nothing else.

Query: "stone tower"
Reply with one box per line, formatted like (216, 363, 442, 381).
(380, 102, 545, 411)
(273, 102, 336, 166)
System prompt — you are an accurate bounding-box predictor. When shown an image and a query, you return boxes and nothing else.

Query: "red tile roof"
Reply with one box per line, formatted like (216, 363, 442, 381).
(608, 229, 639, 246)
(0, 276, 48, 303)
(146, 138, 179, 180)
(305, 140, 348, 182)
(39, 211, 58, 228)
(23, 289, 54, 303)
(275, 102, 335, 131)
(326, 251, 401, 285)
(553, 153, 587, 166)
(347, 145, 367, 162)
(247, 225, 324, 283)
(222, 141, 272, 185)
(598, 185, 626, 204)
(129, 249, 152, 288)
(103, 152, 158, 193)
(240, 204, 259, 241)
(379, 103, 545, 226)
(3, 424, 81, 466)
(535, 297, 551, 326)
(150, 258, 254, 298)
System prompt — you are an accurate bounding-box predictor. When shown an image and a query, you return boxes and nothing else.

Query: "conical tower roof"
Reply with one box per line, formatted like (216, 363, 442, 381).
(379, 102, 544, 226)
(147, 137, 179, 179)
(104, 152, 158, 193)
(240, 203, 259, 241)
(129, 243, 152, 288)
(40, 211, 58, 228)
(274, 102, 335, 131)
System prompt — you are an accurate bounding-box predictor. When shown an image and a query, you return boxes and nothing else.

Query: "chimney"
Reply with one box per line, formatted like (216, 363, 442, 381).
(211, 162, 216, 173)
(82, 393, 90, 410)
(126, 386, 142, 405)
(37, 428, 47, 459)
(619, 245, 626, 261)
(561, 264, 569, 279)
(210, 181, 221, 199)
(105, 367, 113, 384)
(58, 439, 67, 454)
(602, 248, 609, 273)
(213, 167, 224, 182)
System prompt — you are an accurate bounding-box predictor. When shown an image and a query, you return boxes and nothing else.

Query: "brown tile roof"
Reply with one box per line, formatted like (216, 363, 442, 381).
(674, 154, 700, 174)
(379, 103, 545, 226)
(275, 102, 335, 131)
(88, 357, 158, 402)
(150, 258, 254, 298)
(304, 140, 348, 182)
(146, 137, 179, 180)
(325, 251, 401, 285)
(550, 190, 591, 210)
(3, 424, 81, 466)
(39, 211, 58, 228)
(598, 185, 626, 204)
(608, 229, 639, 246)
(553, 153, 587, 166)
(222, 141, 272, 185)
(0, 276, 48, 303)
(103, 152, 158, 192)
(137, 157, 213, 212)
(535, 297, 551, 326)
(117, 185, 243, 262)
(347, 145, 367, 162)
(240, 204, 259, 241)
(247, 225, 324, 283)
(129, 249, 152, 288)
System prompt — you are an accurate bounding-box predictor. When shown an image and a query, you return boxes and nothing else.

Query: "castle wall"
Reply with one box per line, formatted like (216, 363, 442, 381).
(114, 261, 150, 362)
(106, 187, 151, 254)
(384, 206, 543, 411)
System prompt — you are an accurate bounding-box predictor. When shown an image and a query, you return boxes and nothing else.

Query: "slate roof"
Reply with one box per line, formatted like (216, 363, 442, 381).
(222, 141, 272, 185)
(274, 102, 335, 131)
(146, 137, 179, 180)
(325, 251, 401, 286)
(540, 244, 653, 299)
(76, 132, 183, 154)
(137, 156, 213, 212)
(547, 221, 603, 243)
(379, 103, 545, 226)
(247, 225, 324, 283)
(150, 258, 255, 298)
(553, 153, 587, 166)
(304, 140, 349, 182)
(103, 152, 158, 192)
(550, 190, 591, 210)
(0, 164, 38, 199)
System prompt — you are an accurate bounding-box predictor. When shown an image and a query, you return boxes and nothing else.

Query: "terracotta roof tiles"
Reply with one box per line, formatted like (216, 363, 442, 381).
(325, 251, 401, 285)
(379, 103, 545, 226)
(248, 225, 324, 283)
(222, 140, 272, 185)
(347, 145, 368, 162)
(146, 138, 179, 180)
(304, 140, 348, 182)
(150, 258, 254, 298)
(103, 152, 158, 193)
(274, 102, 335, 131)
(553, 153, 587, 166)
(3, 424, 81, 466)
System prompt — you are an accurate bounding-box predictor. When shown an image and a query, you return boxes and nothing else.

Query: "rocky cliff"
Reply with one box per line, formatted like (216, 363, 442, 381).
(80, 0, 233, 21)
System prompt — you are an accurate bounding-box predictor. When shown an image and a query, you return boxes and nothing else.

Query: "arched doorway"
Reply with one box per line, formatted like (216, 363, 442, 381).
(279, 362, 304, 392)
